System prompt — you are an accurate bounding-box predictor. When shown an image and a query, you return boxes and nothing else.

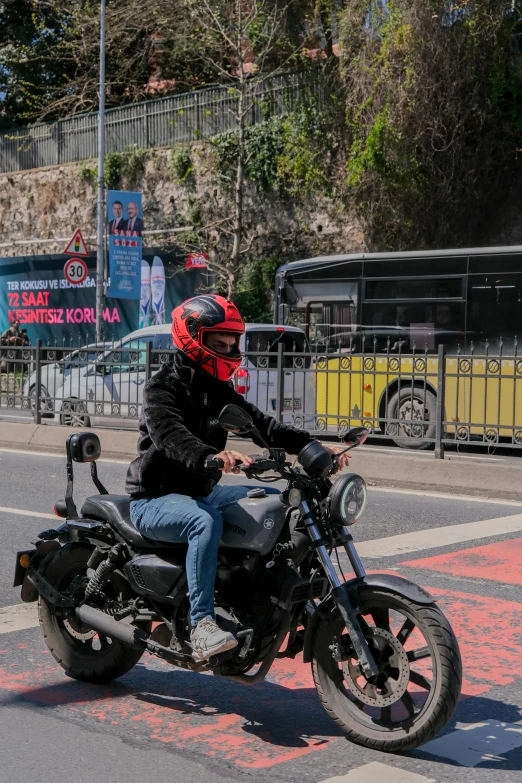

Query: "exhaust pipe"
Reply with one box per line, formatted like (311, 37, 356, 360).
(75, 604, 148, 649)
(75, 604, 203, 671)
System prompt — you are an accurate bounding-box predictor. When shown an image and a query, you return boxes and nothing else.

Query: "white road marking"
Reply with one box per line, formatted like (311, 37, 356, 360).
(0, 447, 129, 465)
(320, 762, 435, 782)
(0, 505, 55, 520)
(356, 513, 522, 558)
(1, 445, 520, 505)
(361, 444, 504, 463)
(421, 720, 522, 767)
(0, 603, 39, 634)
(370, 486, 522, 507)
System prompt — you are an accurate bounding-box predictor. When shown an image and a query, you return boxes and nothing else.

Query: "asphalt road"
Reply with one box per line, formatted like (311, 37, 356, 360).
(1, 448, 522, 782)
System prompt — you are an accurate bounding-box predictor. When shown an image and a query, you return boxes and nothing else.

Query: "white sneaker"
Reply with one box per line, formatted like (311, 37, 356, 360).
(190, 615, 238, 662)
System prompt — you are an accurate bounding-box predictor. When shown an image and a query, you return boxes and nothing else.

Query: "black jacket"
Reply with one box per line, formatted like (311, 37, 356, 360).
(125, 351, 312, 498)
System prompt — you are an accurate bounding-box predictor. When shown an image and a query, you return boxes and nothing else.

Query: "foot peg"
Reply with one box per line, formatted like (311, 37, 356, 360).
(208, 648, 236, 667)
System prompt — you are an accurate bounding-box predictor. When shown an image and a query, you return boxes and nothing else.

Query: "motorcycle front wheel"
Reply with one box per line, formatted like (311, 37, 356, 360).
(312, 587, 462, 752)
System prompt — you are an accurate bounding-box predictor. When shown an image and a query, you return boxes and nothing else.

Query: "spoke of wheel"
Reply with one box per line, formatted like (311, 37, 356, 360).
(396, 617, 415, 644)
(381, 705, 392, 724)
(363, 682, 378, 700)
(410, 669, 432, 691)
(370, 607, 390, 632)
(98, 633, 109, 649)
(407, 646, 430, 663)
(401, 690, 416, 718)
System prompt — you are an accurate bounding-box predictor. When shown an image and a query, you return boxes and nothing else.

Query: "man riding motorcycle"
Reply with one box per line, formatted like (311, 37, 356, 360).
(126, 294, 350, 663)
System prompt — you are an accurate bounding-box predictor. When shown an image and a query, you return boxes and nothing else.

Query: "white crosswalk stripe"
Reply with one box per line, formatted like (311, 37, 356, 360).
(355, 513, 522, 558)
(320, 762, 436, 782)
(421, 720, 522, 767)
(0, 603, 38, 633)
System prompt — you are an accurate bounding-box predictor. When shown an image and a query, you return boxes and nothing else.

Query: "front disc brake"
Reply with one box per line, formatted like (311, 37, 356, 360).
(342, 627, 410, 707)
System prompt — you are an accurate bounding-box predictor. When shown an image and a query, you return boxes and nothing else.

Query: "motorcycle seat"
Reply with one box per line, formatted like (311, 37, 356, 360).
(81, 494, 186, 552)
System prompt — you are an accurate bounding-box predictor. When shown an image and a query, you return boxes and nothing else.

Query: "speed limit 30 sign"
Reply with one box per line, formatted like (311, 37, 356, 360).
(64, 257, 88, 285)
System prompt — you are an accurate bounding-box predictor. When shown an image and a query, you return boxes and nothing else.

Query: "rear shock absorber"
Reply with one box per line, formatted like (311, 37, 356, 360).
(84, 545, 123, 601)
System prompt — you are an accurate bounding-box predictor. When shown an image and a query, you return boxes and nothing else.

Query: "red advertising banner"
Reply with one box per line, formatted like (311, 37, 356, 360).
(185, 252, 208, 270)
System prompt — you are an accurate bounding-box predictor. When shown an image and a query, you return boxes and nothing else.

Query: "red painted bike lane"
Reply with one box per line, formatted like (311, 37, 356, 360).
(2, 537, 522, 770)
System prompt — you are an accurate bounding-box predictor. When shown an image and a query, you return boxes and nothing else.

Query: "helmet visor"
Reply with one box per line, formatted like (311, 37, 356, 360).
(201, 330, 242, 360)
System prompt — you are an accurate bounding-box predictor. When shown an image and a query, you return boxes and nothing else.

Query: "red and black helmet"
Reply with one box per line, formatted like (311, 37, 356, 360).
(171, 295, 245, 381)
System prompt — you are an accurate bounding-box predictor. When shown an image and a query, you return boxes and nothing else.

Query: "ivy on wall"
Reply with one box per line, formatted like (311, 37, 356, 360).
(211, 104, 336, 199)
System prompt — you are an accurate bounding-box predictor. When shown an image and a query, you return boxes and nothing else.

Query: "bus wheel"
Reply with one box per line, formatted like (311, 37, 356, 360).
(386, 387, 436, 450)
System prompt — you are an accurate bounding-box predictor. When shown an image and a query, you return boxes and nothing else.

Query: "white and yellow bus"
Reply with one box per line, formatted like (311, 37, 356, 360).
(274, 246, 522, 449)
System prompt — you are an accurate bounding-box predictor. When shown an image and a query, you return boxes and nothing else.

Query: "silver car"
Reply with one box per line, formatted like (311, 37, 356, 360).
(22, 342, 110, 418)
(51, 324, 315, 428)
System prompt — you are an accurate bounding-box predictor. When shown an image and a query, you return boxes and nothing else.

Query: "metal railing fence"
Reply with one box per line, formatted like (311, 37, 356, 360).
(1, 335, 521, 458)
(0, 72, 321, 173)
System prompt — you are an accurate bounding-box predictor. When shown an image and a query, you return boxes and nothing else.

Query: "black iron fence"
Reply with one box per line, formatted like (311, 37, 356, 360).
(1, 336, 521, 457)
(0, 72, 321, 173)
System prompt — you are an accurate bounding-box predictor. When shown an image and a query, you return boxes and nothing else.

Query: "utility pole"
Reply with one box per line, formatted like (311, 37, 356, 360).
(95, 0, 106, 343)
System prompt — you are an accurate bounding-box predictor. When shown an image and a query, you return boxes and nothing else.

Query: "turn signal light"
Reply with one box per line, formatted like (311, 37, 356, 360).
(364, 412, 372, 417)
(19, 554, 31, 569)
(363, 383, 372, 391)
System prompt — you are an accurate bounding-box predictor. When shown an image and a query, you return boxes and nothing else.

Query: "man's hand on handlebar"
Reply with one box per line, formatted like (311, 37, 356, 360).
(327, 445, 352, 471)
(213, 450, 254, 474)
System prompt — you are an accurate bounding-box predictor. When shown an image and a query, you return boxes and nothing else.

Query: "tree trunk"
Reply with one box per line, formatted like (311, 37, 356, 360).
(227, 272, 236, 302)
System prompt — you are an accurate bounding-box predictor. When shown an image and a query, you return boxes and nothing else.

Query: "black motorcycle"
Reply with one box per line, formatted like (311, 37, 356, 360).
(14, 404, 461, 752)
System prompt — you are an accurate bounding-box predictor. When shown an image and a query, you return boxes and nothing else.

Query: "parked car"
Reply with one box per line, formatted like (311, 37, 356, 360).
(51, 323, 315, 428)
(22, 342, 111, 416)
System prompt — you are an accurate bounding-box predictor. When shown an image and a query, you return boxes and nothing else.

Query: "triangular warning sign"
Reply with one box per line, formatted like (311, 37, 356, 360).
(64, 229, 89, 257)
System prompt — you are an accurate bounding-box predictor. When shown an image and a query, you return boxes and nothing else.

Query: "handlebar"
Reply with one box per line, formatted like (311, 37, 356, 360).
(204, 456, 243, 470)
(204, 454, 285, 475)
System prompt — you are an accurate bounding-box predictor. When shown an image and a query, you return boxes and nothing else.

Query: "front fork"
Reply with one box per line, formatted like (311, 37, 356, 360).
(300, 500, 379, 679)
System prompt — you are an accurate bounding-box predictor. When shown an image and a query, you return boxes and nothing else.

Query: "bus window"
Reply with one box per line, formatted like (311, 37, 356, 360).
(467, 274, 522, 352)
(306, 300, 357, 350)
(363, 256, 468, 278)
(365, 278, 463, 300)
(469, 254, 522, 275)
(245, 329, 310, 368)
(360, 301, 465, 353)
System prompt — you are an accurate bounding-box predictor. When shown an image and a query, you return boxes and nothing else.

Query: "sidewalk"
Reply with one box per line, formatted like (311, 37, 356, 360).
(1, 420, 521, 501)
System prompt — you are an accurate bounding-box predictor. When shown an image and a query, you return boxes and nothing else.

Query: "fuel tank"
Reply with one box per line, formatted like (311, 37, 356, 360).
(220, 495, 287, 555)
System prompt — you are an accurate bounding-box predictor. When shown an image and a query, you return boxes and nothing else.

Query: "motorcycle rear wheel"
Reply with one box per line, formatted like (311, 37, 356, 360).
(39, 544, 147, 683)
(312, 587, 461, 752)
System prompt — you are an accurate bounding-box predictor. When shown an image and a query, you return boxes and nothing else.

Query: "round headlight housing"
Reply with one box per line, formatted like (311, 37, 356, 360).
(328, 473, 367, 526)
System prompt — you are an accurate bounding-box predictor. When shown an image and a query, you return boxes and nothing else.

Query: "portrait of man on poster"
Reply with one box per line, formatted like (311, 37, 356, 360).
(126, 201, 143, 236)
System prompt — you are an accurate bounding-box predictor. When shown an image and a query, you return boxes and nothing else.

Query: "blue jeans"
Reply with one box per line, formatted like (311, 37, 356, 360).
(130, 484, 276, 625)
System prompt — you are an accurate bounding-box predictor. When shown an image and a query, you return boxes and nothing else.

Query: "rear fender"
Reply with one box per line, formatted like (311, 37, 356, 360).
(19, 540, 61, 603)
(302, 573, 435, 663)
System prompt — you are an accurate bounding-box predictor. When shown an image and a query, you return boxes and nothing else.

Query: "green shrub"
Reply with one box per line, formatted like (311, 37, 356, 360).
(171, 147, 194, 181)
(104, 152, 123, 189)
(123, 146, 146, 184)
(79, 162, 97, 184)
(212, 107, 334, 198)
(236, 257, 280, 323)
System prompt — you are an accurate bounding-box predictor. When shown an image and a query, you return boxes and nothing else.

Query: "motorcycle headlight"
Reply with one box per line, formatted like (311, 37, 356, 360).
(328, 473, 367, 526)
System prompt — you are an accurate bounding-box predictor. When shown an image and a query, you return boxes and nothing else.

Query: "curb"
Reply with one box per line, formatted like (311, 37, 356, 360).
(1, 421, 521, 501)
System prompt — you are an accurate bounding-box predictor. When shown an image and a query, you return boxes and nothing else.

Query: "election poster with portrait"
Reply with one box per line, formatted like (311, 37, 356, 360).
(107, 190, 143, 300)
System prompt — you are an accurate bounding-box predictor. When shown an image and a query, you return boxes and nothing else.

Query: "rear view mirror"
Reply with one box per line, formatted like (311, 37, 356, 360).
(218, 404, 253, 434)
(342, 426, 369, 448)
(68, 432, 102, 463)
